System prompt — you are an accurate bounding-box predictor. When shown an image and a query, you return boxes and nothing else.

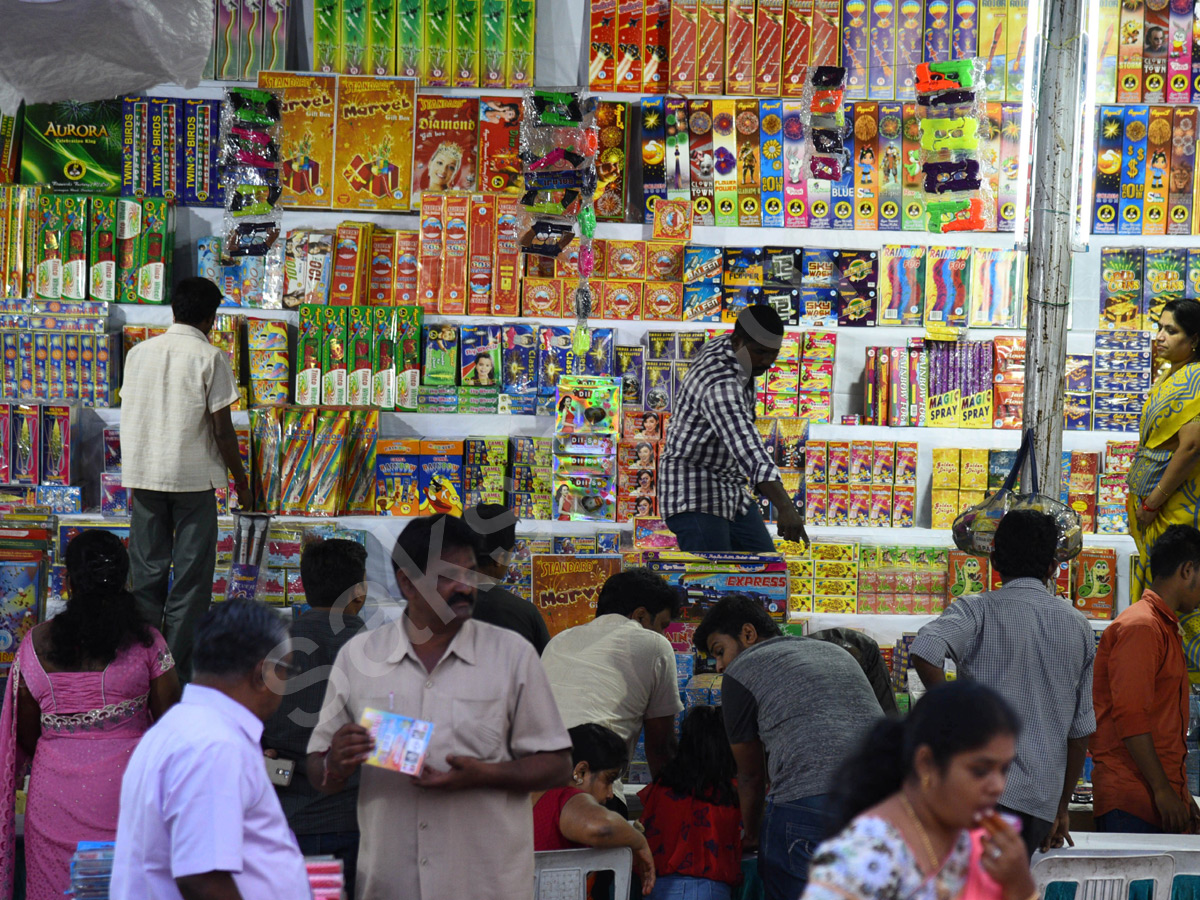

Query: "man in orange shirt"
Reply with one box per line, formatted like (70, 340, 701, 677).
(1093, 524, 1200, 833)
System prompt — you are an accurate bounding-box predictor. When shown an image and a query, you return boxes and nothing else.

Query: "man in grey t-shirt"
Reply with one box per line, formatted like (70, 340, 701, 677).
(695, 596, 883, 900)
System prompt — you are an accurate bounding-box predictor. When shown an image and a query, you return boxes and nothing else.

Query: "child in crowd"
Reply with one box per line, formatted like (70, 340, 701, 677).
(639, 705, 743, 900)
(533, 723, 656, 896)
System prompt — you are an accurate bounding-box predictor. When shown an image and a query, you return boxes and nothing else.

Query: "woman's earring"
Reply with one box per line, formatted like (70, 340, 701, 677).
(573, 775, 583, 784)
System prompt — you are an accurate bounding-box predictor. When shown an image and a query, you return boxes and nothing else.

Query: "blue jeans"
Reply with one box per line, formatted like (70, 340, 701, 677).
(758, 795, 832, 900)
(648, 875, 732, 900)
(295, 831, 360, 897)
(667, 508, 775, 553)
(1095, 809, 1163, 834)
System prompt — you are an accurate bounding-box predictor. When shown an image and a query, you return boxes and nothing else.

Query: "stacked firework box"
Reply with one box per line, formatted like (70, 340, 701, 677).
(311, 0, 534, 88)
(857, 545, 951, 615)
(1095, 0, 1200, 106)
(1, 189, 175, 306)
(121, 95, 225, 207)
(805, 438, 918, 528)
(1092, 106, 1199, 237)
(0, 299, 114, 408)
(595, 0, 1029, 102)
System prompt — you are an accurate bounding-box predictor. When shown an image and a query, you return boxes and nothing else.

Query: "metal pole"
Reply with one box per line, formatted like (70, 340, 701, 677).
(1021, 0, 1086, 499)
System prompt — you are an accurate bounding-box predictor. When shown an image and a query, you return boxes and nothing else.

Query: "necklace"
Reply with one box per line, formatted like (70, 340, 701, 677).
(899, 793, 942, 874)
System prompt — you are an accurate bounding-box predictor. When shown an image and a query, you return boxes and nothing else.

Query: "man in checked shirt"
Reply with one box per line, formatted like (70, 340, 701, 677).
(659, 305, 807, 552)
(911, 509, 1096, 857)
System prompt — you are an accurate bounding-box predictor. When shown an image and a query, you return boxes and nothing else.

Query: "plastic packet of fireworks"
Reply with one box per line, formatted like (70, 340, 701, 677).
(225, 511, 274, 602)
(523, 165, 598, 198)
(518, 212, 576, 258)
(521, 188, 584, 217)
(915, 59, 983, 97)
(220, 88, 282, 169)
(799, 66, 849, 182)
(223, 165, 284, 256)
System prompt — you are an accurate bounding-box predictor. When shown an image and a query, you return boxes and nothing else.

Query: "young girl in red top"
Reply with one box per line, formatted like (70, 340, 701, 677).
(639, 705, 743, 900)
(533, 723, 656, 895)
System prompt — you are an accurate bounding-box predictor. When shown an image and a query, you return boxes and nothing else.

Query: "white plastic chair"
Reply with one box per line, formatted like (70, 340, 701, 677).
(534, 847, 632, 900)
(1032, 851, 1175, 900)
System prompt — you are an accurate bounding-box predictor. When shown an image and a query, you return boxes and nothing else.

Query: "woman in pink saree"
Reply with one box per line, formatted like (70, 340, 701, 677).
(0, 530, 180, 900)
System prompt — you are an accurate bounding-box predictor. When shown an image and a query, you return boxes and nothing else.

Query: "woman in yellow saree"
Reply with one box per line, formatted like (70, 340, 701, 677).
(1128, 299, 1200, 608)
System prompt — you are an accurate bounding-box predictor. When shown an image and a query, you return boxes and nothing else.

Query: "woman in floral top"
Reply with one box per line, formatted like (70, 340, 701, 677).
(802, 682, 1039, 900)
(0, 530, 181, 900)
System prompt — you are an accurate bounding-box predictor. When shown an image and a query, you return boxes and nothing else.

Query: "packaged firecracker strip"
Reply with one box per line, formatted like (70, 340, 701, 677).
(614, 0, 644, 92)
(643, 0, 669, 93)
(453, 0, 482, 87)
(696, 0, 727, 95)
(755, 0, 785, 97)
(440, 193, 470, 314)
(416, 194, 445, 312)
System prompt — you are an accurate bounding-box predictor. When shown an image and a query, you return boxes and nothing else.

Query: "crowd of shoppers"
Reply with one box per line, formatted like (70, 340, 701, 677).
(1, 435, 1199, 899)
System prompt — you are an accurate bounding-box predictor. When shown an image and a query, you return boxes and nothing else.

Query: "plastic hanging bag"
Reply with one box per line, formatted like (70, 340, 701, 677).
(951, 429, 1083, 563)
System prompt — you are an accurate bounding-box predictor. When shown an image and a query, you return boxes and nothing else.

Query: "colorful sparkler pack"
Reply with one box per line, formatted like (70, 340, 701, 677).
(862, 337, 995, 429)
(312, 0, 534, 89)
(594, 0, 1029, 102)
(202, 0, 291, 81)
(1092, 105, 1200, 237)
(0, 299, 113, 407)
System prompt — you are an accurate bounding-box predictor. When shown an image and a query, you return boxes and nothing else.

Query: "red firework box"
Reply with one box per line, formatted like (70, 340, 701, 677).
(478, 97, 524, 196)
(643, 282, 684, 320)
(726, 0, 757, 94)
(755, 0, 785, 96)
(616, 0, 644, 92)
(696, 0, 727, 95)
(393, 230, 419, 305)
(810, 0, 843, 65)
(329, 221, 372, 305)
(0, 404, 10, 484)
(368, 230, 397, 305)
(643, 0, 670, 92)
(589, 0, 618, 91)
(492, 198, 522, 315)
(416, 193, 446, 313)
(440, 193, 469, 315)
(522, 278, 564, 317)
(782, 0, 816, 97)
(669, 0, 699, 93)
(468, 193, 497, 316)
(646, 241, 686, 280)
(601, 280, 644, 318)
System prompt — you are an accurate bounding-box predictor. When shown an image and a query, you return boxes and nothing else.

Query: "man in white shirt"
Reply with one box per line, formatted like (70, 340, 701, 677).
(307, 514, 572, 900)
(541, 568, 684, 812)
(111, 599, 311, 900)
(120, 276, 250, 680)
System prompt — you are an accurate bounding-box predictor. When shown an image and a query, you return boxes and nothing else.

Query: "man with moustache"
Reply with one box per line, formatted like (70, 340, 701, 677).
(306, 514, 572, 899)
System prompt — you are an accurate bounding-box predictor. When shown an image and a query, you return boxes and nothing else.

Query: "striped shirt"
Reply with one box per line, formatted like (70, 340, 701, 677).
(910, 578, 1097, 822)
(659, 334, 781, 520)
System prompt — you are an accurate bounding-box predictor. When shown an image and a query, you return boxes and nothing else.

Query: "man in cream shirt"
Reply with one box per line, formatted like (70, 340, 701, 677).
(112, 600, 311, 900)
(541, 568, 684, 812)
(120, 276, 250, 680)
